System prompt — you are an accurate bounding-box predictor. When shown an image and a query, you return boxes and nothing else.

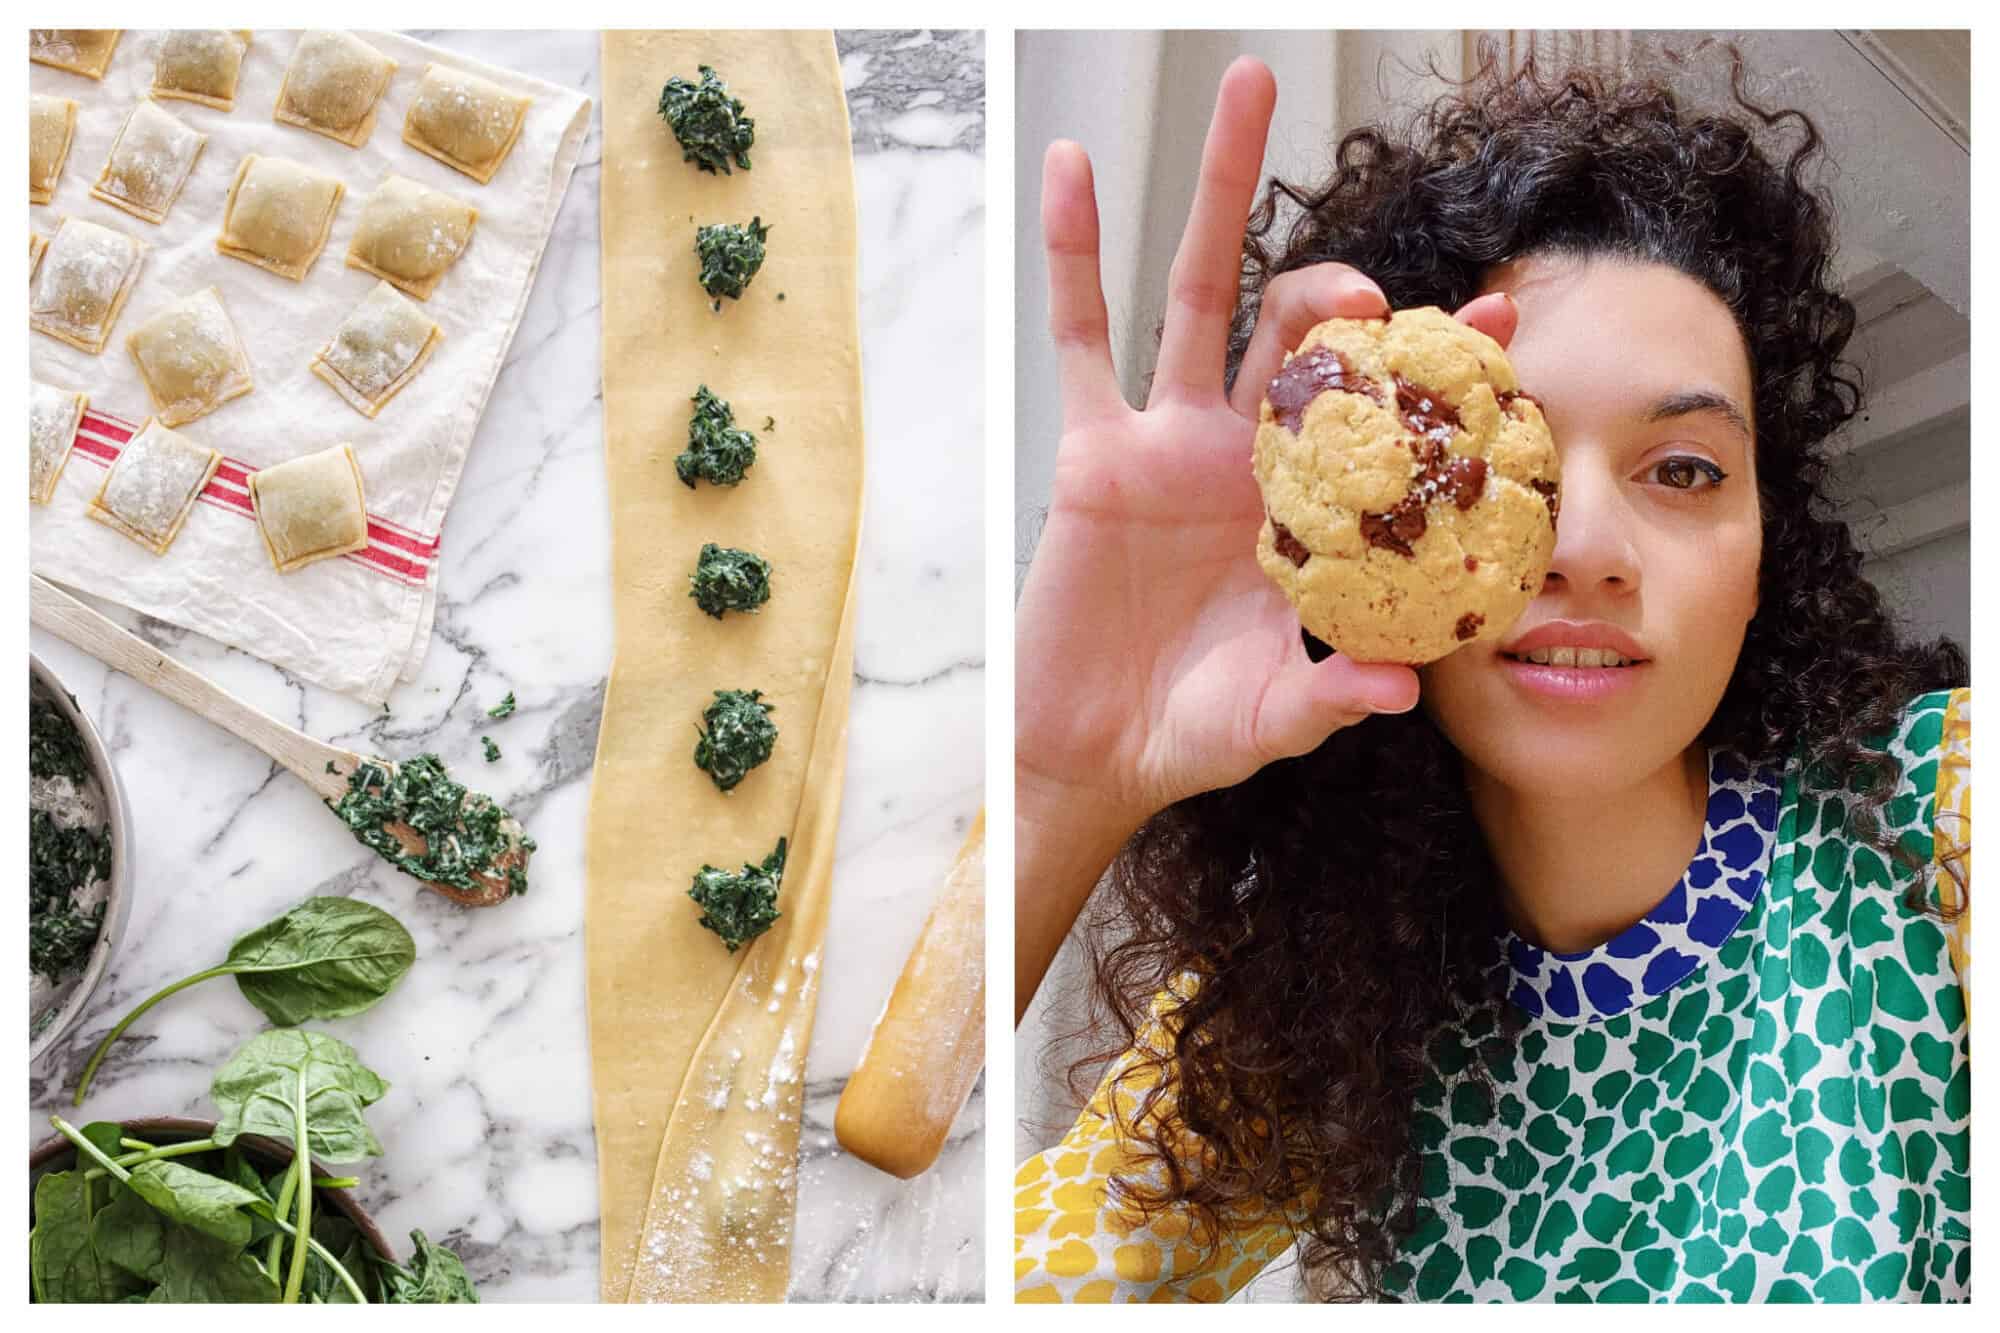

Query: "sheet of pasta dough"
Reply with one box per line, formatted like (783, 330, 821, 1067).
(587, 29, 864, 1303)
(626, 574, 854, 1302)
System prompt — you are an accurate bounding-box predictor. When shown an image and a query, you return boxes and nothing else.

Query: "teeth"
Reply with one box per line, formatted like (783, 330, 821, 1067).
(1517, 646, 1631, 667)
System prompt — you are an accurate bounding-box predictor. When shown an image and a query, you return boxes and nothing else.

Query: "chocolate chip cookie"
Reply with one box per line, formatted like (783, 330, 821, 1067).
(1253, 306, 1560, 664)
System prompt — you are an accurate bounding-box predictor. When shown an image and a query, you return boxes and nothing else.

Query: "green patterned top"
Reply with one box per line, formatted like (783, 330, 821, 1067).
(1015, 689, 1971, 1303)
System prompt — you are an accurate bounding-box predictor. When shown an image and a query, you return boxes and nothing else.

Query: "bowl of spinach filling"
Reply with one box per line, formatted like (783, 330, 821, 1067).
(30, 657, 131, 1064)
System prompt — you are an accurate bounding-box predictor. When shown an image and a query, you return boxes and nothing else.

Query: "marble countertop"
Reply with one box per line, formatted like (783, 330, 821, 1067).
(28, 29, 985, 1303)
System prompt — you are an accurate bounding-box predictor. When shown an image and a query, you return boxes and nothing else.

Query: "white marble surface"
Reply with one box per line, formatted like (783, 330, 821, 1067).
(28, 29, 985, 1303)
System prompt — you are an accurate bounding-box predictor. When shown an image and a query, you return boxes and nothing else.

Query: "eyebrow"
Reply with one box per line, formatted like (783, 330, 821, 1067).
(1645, 390, 1753, 443)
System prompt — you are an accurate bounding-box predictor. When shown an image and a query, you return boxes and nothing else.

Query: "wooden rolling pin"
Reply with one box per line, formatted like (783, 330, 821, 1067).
(833, 810, 986, 1178)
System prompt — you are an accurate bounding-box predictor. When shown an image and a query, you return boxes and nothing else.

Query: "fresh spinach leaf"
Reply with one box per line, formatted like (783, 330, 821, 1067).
(78, 1121, 125, 1161)
(123, 1161, 261, 1248)
(689, 543, 773, 618)
(658, 65, 755, 175)
(228, 898, 416, 1025)
(694, 217, 770, 304)
(688, 836, 786, 952)
(90, 1184, 277, 1303)
(237, 1193, 373, 1304)
(211, 1029, 389, 1165)
(693, 689, 777, 792)
(305, 1213, 374, 1304)
(31, 1170, 148, 1303)
(377, 1230, 479, 1303)
(74, 897, 415, 1104)
(677, 385, 759, 488)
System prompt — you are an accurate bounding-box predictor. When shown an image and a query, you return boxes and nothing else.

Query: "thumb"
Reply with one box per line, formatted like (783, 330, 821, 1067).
(1453, 291, 1518, 350)
(1250, 653, 1419, 763)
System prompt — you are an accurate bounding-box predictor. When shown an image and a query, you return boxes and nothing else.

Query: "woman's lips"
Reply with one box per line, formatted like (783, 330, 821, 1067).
(1497, 654, 1648, 701)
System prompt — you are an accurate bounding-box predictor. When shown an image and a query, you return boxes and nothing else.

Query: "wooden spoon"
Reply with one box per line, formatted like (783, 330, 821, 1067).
(30, 575, 529, 906)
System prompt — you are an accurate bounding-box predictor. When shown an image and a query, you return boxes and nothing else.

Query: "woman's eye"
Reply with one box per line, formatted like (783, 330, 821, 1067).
(1650, 456, 1727, 491)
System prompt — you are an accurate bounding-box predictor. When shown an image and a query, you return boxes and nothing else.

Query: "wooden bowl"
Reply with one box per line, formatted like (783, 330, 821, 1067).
(28, 1115, 396, 1265)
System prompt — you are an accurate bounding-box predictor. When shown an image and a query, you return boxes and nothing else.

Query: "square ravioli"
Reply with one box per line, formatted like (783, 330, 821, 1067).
(31, 232, 49, 276)
(273, 30, 396, 148)
(312, 280, 444, 418)
(91, 99, 208, 225)
(217, 155, 346, 281)
(403, 63, 533, 185)
(30, 95, 77, 205)
(152, 30, 254, 111)
(31, 217, 147, 354)
(30, 30, 122, 80)
(248, 443, 369, 572)
(127, 287, 255, 427)
(88, 419, 220, 555)
(30, 380, 89, 505)
(345, 174, 478, 300)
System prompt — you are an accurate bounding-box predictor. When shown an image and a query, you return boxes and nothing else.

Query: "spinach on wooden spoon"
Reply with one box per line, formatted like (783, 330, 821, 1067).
(73, 897, 414, 1105)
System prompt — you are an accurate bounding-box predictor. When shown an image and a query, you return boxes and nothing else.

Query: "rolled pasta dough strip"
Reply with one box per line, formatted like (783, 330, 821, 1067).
(588, 29, 864, 1304)
(625, 579, 855, 1303)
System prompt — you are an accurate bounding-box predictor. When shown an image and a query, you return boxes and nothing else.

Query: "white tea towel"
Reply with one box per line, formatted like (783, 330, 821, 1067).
(29, 29, 591, 703)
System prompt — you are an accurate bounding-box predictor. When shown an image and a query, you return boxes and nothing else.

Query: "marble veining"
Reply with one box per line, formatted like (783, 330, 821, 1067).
(29, 30, 984, 1303)
(839, 29, 987, 153)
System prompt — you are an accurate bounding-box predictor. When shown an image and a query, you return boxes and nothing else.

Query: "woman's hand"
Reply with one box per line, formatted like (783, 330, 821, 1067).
(1014, 59, 1516, 1017)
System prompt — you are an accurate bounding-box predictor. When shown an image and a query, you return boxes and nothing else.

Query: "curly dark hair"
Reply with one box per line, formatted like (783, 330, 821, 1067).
(1070, 43, 1967, 1301)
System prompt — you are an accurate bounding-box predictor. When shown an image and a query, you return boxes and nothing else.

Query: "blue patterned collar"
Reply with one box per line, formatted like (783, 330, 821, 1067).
(1503, 749, 1782, 1023)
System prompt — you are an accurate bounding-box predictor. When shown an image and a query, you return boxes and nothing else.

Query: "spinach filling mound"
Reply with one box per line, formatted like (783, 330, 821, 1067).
(677, 385, 759, 488)
(689, 542, 774, 618)
(693, 688, 777, 792)
(658, 65, 756, 175)
(688, 837, 786, 952)
(694, 217, 770, 305)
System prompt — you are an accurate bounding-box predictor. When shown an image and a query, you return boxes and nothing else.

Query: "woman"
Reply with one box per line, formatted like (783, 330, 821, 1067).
(1014, 48, 1969, 1303)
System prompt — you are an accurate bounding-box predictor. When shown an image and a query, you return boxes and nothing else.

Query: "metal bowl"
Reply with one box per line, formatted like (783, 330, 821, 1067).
(30, 654, 133, 1064)
(29, 1115, 395, 1263)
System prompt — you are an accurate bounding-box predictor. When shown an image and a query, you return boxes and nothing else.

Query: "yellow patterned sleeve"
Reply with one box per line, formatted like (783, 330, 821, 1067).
(1934, 687, 1970, 1026)
(1014, 994, 1299, 1303)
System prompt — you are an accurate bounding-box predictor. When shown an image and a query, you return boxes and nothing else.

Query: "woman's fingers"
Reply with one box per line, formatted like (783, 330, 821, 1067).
(1148, 57, 1277, 409)
(1041, 140, 1124, 426)
(1250, 652, 1420, 766)
(1228, 264, 1389, 420)
(1453, 291, 1518, 349)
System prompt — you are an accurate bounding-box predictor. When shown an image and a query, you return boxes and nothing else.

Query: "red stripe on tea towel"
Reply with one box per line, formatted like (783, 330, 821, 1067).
(68, 408, 443, 585)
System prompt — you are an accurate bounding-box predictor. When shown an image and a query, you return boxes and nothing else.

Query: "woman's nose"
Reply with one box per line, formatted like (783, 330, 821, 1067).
(1540, 460, 1640, 596)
